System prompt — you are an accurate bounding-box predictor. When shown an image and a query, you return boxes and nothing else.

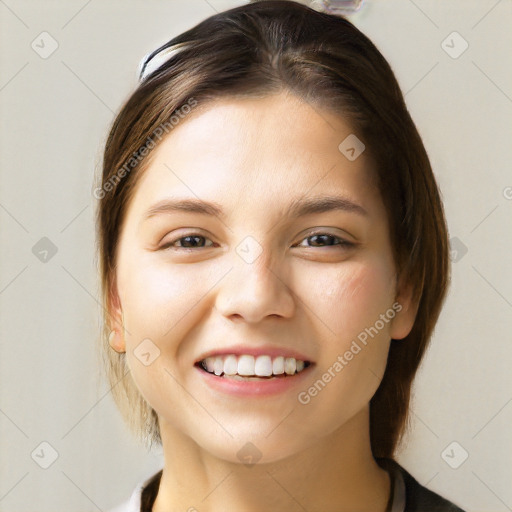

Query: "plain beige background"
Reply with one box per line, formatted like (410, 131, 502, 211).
(1, 1, 511, 510)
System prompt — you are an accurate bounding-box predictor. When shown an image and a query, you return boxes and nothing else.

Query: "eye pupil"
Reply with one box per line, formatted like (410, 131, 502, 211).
(181, 235, 204, 247)
(309, 234, 336, 246)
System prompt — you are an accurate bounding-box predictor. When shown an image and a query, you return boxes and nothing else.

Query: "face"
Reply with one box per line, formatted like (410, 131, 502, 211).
(110, 91, 415, 464)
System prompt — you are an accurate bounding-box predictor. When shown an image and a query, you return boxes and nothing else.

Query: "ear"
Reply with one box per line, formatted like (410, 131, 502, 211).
(389, 276, 419, 340)
(107, 274, 126, 353)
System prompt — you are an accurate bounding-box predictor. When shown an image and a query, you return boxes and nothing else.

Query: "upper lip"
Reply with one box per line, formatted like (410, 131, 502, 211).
(195, 345, 314, 363)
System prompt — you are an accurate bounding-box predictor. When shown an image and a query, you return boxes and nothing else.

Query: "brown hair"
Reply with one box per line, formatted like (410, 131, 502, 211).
(95, 0, 450, 458)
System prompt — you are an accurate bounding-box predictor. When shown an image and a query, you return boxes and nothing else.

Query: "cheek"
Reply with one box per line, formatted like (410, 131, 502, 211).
(293, 260, 396, 427)
(302, 258, 396, 339)
(117, 256, 210, 416)
(118, 254, 212, 346)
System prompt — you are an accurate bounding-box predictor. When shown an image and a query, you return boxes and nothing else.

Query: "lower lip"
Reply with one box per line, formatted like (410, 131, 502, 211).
(195, 365, 314, 397)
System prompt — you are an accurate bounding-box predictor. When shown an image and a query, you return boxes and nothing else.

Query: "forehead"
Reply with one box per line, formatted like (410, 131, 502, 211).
(125, 91, 381, 220)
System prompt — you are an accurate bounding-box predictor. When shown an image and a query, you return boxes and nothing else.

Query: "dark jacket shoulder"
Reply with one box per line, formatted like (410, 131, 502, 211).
(401, 466, 465, 511)
(378, 458, 466, 512)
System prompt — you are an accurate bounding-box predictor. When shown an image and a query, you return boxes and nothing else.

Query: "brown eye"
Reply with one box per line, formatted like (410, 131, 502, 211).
(295, 233, 353, 249)
(161, 234, 215, 250)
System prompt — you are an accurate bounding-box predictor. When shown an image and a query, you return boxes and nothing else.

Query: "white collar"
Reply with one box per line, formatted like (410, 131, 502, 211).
(390, 463, 406, 512)
(107, 470, 162, 512)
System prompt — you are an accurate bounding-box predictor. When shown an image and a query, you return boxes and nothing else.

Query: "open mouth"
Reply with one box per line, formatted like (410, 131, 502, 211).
(195, 354, 312, 380)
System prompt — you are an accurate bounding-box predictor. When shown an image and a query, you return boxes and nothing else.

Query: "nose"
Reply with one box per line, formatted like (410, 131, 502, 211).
(214, 247, 296, 324)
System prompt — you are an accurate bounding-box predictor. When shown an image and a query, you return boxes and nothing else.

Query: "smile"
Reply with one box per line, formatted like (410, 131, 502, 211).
(197, 354, 311, 379)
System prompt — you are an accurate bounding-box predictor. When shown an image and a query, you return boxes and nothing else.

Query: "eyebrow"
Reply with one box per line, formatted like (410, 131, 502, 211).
(143, 195, 368, 221)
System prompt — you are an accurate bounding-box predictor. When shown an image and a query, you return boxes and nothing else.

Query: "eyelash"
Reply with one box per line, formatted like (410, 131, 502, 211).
(160, 232, 354, 250)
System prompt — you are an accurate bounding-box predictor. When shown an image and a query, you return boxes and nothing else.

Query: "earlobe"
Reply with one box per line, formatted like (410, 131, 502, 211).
(107, 276, 126, 353)
(390, 280, 419, 341)
(108, 328, 126, 353)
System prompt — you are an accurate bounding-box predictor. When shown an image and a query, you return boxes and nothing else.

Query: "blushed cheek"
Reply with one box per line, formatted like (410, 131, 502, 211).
(296, 262, 396, 422)
(308, 260, 396, 341)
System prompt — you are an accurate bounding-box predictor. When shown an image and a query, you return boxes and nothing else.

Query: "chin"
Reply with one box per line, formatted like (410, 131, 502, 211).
(190, 426, 316, 467)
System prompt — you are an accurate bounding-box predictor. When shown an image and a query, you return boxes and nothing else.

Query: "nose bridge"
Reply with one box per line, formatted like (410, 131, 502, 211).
(237, 245, 277, 291)
(215, 238, 295, 322)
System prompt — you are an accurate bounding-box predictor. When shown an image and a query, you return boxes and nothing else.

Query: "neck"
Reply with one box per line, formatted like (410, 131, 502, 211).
(152, 408, 390, 512)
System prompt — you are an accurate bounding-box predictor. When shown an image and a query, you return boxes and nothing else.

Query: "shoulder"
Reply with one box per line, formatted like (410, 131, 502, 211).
(401, 467, 466, 511)
(379, 458, 467, 512)
(106, 469, 163, 512)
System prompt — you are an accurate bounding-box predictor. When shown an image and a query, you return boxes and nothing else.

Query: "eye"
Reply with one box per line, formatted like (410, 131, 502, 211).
(294, 232, 354, 249)
(161, 233, 215, 250)
(160, 231, 354, 251)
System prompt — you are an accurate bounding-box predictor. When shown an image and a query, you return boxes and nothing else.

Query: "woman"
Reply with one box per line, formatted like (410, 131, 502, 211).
(96, 2, 465, 510)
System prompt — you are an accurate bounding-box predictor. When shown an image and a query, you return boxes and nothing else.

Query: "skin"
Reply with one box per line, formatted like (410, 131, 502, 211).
(109, 90, 417, 512)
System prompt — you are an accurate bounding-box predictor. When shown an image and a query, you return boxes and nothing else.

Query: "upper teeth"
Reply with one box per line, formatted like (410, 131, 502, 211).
(201, 354, 307, 377)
